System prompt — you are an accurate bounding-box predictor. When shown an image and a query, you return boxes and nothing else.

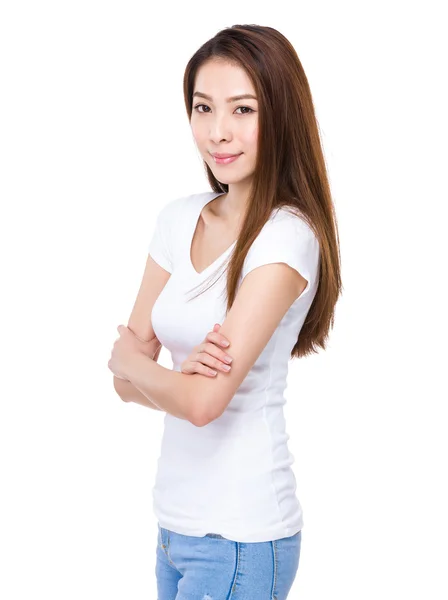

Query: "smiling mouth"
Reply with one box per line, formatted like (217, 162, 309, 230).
(212, 153, 241, 158)
(210, 153, 243, 165)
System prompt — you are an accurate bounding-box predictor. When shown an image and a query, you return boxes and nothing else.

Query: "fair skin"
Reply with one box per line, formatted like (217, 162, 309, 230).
(110, 59, 260, 379)
(190, 58, 259, 230)
(109, 59, 306, 424)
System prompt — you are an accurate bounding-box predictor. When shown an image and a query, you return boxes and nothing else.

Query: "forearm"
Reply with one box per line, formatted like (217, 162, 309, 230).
(114, 376, 164, 410)
(123, 352, 197, 424)
(113, 340, 163, 410)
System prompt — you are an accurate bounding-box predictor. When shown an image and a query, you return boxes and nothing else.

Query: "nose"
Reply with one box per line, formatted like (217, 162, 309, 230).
(208, 113, 232, 144)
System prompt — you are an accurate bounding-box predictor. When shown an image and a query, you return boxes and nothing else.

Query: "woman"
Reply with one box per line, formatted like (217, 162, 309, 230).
(109, 24, 342, 599)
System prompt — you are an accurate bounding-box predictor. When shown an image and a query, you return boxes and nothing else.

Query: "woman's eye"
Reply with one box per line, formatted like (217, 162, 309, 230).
(236, 106, 254, 115)
(194, 104, 210, 113)
(193, 104, 254, 115)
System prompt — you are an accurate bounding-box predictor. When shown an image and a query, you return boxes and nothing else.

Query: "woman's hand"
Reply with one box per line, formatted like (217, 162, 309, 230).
(108, 325, 162, 381)
(181, 324, 233, 377)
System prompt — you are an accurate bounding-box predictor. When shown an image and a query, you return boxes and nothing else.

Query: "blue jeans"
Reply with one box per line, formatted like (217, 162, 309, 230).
(156, 524, 302, 599)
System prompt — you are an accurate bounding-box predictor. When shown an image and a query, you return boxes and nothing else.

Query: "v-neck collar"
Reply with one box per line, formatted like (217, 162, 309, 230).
(188, 192, 237, 276)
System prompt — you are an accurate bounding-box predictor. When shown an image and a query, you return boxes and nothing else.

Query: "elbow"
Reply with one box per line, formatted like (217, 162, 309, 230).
(184, 378, 227, 427)
(188, 395, 215, 428)
(189, 407, 210, 428)
(190, 397, 224, 428)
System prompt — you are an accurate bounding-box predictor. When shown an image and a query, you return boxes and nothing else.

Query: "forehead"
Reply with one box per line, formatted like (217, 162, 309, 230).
(194, 60, 256, 98)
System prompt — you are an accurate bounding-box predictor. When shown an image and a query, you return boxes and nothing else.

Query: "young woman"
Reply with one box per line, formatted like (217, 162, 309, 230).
(109, 24, 342, 599)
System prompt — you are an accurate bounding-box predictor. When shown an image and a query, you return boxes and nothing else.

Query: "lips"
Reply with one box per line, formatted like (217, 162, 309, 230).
(211, 153, 242, 165)
(211, 152, 242, 158)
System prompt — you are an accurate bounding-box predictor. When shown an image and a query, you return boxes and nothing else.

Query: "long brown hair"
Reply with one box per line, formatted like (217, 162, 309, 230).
(182, 24, 342, 359)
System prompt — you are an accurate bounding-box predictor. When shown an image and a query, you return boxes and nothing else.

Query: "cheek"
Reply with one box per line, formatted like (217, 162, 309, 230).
(245, 125, 258, 149)
(190, 120, 203, 143)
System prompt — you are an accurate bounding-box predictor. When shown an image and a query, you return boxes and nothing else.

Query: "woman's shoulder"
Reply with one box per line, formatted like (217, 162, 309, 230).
(265, 204, 318, 241)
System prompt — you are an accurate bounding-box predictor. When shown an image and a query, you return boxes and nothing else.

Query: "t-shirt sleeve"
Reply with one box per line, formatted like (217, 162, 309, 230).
(241, 210, 320, 299)
(147, 199, 180, 273)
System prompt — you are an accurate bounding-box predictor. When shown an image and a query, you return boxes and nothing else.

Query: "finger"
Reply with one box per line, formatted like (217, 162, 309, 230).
(181, 361, 218, 377)
(203, 341, 229, 362)
(189, 347, 215, 367)
(199, 350, 232, 373)
(197, 362, 218, 376)
(203, 339, 233, 366)
(206, 330, 231, 350)
(180, 361, 194, 374)
(206, 331, 229, 348)
(212, 323, 229, 346)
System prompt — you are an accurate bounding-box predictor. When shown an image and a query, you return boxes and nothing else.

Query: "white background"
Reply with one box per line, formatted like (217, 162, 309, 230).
(1, 1, 447, 598)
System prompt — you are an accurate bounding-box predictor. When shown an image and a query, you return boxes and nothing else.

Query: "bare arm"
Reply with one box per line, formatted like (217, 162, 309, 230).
(123, 352, 195, 423)
(113, 336, 164, 411)
(111, 253, 172, 411)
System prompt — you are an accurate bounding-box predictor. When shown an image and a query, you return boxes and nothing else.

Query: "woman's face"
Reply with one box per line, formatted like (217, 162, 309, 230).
(190, 59, 259, 185)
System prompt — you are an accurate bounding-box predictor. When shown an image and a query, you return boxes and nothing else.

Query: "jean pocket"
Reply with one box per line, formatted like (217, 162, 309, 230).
(157, 525, 163, 548)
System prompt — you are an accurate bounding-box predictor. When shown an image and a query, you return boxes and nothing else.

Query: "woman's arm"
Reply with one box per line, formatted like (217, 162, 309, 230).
(113, 337, 164, 411)
(112, 252, 172, 410)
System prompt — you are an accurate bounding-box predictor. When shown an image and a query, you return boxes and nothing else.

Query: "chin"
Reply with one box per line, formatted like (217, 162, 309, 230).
(214, 174, 242, 184)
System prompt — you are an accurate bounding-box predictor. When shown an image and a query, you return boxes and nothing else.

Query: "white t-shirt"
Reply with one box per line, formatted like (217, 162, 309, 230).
(147, 190, 320, 543)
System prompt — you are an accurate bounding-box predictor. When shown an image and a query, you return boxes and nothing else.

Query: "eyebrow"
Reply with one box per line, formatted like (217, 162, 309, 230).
(192, 92, 258, 103)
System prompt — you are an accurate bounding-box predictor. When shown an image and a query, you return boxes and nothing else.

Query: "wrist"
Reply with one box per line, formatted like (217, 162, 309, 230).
(123, 351, 151, 383)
